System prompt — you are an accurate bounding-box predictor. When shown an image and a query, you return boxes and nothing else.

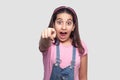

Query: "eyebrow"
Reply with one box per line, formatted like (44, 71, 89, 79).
(56, 18, 73, 21)
(56, 18, 62, 20)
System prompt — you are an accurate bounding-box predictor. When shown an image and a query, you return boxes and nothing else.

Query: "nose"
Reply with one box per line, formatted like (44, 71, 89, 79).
(61, 23, 66, 30)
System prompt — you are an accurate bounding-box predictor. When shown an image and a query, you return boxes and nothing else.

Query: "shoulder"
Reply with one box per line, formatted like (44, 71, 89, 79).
(81, 40, 88, 55)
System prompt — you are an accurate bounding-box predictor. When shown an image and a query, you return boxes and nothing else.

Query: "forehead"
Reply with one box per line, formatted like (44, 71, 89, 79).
(56, 12, 73, 21)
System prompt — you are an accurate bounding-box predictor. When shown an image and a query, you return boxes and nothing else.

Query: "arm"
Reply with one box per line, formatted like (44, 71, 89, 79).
(39, 37, 51, 52)
(79, 54, 88, 80)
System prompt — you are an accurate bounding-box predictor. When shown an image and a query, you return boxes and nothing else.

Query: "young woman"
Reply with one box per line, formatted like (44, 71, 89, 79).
(39, 6, 88, 80)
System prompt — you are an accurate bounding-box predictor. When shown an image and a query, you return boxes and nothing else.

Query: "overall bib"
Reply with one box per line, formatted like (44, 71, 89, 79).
(50, 45, 76, 80)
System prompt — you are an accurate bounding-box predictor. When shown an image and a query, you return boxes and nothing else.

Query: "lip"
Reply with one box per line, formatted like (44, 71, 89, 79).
(59, 32, 67, 39)
(60, 32, 67, 34)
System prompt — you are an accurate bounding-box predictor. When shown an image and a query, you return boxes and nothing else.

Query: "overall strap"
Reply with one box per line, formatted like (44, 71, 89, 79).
(56, 45, 60, 65)
(71, 46, 76, 68)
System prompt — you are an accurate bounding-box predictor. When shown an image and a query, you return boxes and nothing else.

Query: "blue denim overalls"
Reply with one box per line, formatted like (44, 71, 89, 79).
(50, 45, 76, 80)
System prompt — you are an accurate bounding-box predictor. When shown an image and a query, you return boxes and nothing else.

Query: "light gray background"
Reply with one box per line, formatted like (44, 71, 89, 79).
(0, 0, 120, 80)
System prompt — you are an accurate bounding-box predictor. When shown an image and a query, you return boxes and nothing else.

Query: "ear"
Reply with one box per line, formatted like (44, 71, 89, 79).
(72, 25, 75, 31)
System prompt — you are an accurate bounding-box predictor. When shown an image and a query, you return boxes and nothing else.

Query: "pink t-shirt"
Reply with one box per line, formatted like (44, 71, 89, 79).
(42, 41, 88, 80)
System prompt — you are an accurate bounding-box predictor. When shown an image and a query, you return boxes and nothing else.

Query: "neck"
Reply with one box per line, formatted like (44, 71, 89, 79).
(60, 38, 72, 46)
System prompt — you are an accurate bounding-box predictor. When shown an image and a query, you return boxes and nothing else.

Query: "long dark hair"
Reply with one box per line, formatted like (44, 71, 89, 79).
(48, 6, 85, 55)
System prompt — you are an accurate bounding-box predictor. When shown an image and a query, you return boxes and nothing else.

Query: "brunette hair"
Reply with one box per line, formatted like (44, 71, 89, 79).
(48, 6, 85, 55)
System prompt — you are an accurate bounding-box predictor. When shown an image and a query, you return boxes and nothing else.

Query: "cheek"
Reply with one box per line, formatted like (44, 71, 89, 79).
(54, 26, 61, 31)
(71, 25, 75, 31)
(55, 24, 61, 28)
(68, 27, 74, 32)
(54, 27, 60, 35)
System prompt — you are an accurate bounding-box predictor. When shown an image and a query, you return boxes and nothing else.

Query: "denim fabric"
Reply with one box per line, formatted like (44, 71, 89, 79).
(50, 45, 76, 80)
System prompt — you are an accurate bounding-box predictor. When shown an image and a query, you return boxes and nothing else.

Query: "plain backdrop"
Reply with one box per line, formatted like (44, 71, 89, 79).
(0, 0, 120, 80)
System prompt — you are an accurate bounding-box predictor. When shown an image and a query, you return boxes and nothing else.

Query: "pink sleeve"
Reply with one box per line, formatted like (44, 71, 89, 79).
(81, 41, 88, 55)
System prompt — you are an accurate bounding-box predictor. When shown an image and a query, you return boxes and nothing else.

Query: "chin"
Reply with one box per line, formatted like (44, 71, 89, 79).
(58, 38, 71, 43)
(59, 39, 66, 42)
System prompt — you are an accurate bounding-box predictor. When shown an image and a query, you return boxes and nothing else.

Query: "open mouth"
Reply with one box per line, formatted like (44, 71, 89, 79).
(59, 32, 67, 39)
(60, 32, 67, 34)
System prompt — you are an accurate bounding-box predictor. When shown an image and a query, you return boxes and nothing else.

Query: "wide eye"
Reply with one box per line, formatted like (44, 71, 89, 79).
(56, 21, 62, 25)
(67, 21, 73, 26)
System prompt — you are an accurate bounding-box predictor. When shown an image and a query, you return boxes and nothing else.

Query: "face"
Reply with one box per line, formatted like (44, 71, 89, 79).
(54, 12, 75, 43)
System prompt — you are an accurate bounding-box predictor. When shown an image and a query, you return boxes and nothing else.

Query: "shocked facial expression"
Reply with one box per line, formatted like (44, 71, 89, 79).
(54, 12, 75, 42)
